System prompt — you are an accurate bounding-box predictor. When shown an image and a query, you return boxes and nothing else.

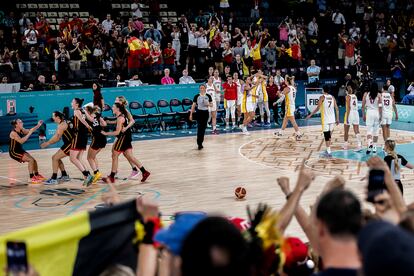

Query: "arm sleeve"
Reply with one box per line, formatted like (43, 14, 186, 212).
(384, 156, 392, 169)
(193, 95, 199, 103)
(207, 94, 213, 102)
(399, 155, 408, 166)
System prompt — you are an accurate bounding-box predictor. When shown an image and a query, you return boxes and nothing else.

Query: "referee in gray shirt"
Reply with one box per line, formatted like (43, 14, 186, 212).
(189, 84, 213, 150)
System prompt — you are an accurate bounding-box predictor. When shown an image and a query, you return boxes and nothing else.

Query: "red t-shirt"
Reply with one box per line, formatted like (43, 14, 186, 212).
(266, 84, 278, 102)
(163, 48, 176, 65)
(223, 82, 238, 100)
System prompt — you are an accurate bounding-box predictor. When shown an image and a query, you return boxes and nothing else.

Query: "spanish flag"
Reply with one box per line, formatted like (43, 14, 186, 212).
(128, 36, 144, 52)
(0, 200, 143, 276)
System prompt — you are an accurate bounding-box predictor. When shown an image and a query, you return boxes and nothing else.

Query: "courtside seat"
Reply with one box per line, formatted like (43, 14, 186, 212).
(181, 98, 196, 128)
(157, 99, 176, 129)
(129, 101, 148, 132)
(143, 100, 162, 131)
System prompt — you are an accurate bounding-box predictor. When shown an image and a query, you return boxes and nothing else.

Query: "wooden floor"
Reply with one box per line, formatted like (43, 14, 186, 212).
(0, 125, 413, 238)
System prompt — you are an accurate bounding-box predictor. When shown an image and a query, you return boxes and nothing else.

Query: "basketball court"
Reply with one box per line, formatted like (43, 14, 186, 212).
(1, 123, 413, 238)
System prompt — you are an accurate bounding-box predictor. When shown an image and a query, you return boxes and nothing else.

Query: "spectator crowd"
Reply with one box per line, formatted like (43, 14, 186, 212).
(0, 0, 414, 103)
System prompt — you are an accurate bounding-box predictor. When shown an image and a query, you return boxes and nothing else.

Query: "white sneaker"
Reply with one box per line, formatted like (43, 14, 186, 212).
(274, 131, 283, 136)
(225, 125, 230, 131)
(373, 146, 377, 153)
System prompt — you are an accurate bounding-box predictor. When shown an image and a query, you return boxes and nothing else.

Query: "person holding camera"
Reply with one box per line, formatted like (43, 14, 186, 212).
(383, 139, 414, 194)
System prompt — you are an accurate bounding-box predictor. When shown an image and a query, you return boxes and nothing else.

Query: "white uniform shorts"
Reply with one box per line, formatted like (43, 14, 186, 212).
(285, 104, 296, 117)
(237, 93, 243, 106)
(366, 110, 380, 135)
(224, 99, 236, 109)
(381, 113, 393, 125)
(322, 123, 335, 132)
(345, 111, 360, 125)
(208, 99, 217, 112)
(245, 100, 255, 113)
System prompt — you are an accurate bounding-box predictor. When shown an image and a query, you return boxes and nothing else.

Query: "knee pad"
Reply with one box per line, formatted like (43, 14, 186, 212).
(323, 131, 331, 141)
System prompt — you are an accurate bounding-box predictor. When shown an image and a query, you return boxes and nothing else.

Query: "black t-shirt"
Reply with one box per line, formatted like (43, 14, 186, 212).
(313, 268, 359, 276)
(18, 45, 30, 61)
(67, 43, 81, 61)
(193, 93, 212, 111)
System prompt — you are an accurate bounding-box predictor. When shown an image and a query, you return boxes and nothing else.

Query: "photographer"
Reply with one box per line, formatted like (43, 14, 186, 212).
(54, 42, 70, 82)
(402, 81, 414, 104)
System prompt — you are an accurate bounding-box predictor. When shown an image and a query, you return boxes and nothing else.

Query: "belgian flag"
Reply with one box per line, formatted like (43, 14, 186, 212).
(0, 199, 144, 276)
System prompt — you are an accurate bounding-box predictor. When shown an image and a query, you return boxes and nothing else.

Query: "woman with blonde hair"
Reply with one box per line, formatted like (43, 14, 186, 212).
(274, 75, 302, 140)
(383, 139, 414, 194)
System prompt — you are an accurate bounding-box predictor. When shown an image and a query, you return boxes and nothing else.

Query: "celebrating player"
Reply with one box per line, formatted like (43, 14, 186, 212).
(306, 86, 339, 158)
(85, 106, 107, 184)
(274, 75, 302, 140)
(240, 76, 257, 135)
(41, 111, 72, 184)
(362, 83, 382, 154)
(102, 102, 150, 183)
(212, 69, 222, 134)
(9, 119, 45, 184)
(381, 85, 398, 141)
(233, 72, 244, 126)
(206, 76, 218, 133)
(69, 98, 94, 186)
(253, 71, 271, 127)
(343, 84, 362, 151)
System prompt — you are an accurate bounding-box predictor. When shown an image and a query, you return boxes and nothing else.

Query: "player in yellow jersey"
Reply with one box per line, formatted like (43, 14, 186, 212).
(274, 75, 302, 140)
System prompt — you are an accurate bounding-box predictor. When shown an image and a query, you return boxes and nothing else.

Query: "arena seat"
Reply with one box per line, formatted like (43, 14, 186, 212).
(129, 101, 148, 132)
(157, 99, 177, 129)
(143, 100, 162, 131)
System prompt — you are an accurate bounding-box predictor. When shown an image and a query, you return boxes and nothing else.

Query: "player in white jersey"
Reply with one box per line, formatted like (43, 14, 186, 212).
(212, 70, 222, 134)
(381, 85, 398, 141)
(274, 75, 302, 140)
(362, 83, 382, 154)
(233, 72, 244, 126)
(240, 76, 257, 135)
(206, 76, 218, 134)
(306, 86, 339, 157)
(343, 84, 362, 151)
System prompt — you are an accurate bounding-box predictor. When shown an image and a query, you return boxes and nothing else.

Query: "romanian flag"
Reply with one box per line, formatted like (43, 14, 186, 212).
(0, 200, 143, 276)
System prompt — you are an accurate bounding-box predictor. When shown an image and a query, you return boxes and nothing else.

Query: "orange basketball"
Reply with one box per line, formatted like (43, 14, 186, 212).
(235, 187, 247, 199)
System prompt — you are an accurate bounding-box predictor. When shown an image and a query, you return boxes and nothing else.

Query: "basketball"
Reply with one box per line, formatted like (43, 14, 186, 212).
(235, 187, 247, 199)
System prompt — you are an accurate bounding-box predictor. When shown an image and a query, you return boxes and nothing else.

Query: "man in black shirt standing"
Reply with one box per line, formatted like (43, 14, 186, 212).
(189, 84, 213, 150)
(68, 37, 82, 71)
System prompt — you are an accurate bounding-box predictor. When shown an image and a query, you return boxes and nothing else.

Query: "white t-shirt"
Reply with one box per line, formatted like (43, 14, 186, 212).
(24, 29, 38, 45)
(131, 3, 142, 18)
(102, 19, 113, 33)
(188, 31, 197, 46)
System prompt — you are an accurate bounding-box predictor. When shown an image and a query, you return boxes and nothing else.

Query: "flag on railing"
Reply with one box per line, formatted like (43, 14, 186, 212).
(0, 199, 143, 276)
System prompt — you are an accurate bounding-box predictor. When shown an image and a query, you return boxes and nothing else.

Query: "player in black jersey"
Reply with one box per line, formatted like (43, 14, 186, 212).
(41, 111, 73, 185)
(70, 98, 94, 186)
(85, 106, 107, 184)
(9, 118, 44, 184)
(102, 102, 150, 183)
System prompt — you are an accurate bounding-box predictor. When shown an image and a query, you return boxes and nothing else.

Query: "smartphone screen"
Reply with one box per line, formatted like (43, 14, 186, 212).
(6, 241, 28, 273)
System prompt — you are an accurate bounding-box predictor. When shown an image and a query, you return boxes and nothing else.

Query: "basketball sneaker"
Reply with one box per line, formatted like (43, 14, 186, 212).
(129, 170, 140, 179)
(366, 145, 373, 155)
(141, 171, 151, 182)
(320, 150, 332, 158)
(295, 134, 303, 141)
(264, 122, 271, 127)
(58, 175, 71, 182)
(29, 177, 42, 184)
(83, 174, 94, 187)
(274, 131, 283, 137)
(104, 175, 115, 183)
(92, 171, 102, 184)
(44, 178, 58, 185)
(373, 146, 377, 153)
(35, 174, 46, 181)
(212, 129, 219, 135)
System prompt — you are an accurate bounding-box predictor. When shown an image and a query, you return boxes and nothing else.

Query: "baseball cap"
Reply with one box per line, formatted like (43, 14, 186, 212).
(358, 220, 414, 276)
(282, 237, 309, 268)
(154, 212, 207, 255)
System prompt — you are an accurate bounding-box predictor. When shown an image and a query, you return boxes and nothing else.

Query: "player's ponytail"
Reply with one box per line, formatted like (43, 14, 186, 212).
(385, 139, 400, 173)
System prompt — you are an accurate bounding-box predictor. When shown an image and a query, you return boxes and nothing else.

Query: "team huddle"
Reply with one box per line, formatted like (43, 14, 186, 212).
(8, 96, 150, 185)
